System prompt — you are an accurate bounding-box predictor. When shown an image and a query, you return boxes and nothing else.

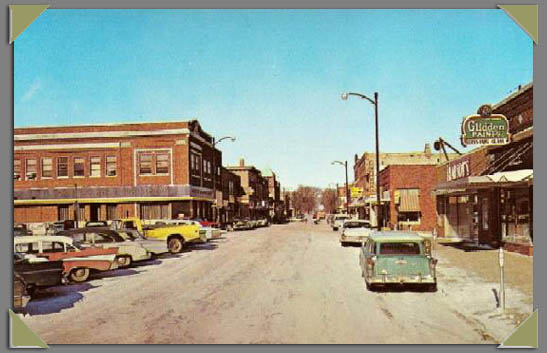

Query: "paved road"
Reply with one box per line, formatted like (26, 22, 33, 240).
(23, 222, 505, 344)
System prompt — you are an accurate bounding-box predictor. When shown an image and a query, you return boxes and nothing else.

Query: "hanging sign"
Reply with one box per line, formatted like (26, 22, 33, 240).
(461, 104, 510, 147)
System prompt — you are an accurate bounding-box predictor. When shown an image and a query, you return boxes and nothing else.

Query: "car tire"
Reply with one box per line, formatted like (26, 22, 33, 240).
(340, 242, 346, 247)
(69, 268, 90, 283)
(168, 237, 184, 254)
(333, 227, 338, 231)
(117, 255, 132, 267)
(366, 281, 375, 291)
(427, 284, 438, 292)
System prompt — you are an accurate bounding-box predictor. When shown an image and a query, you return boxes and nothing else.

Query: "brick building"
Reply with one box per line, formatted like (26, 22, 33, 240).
(434, 82, 533, 254)
(226, 159, 270, 220)
(262, 168, 284, 222)
(378, 164, 438, 232)
(352, 144, 458, 224)
(220, 167, 243, 224)
(14, 120, 226, 229)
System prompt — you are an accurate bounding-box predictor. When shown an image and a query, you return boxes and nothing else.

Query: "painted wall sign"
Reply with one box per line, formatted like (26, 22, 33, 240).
(447, 157, 470, 181)
(461, 114, 510, 147)
(351, 187, 364, 198)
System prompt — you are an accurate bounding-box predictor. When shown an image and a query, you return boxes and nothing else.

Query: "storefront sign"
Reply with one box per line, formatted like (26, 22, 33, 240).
(461, 105, 510, 146)
(351, 187, 364, 198)
(447, 157, 470, 181)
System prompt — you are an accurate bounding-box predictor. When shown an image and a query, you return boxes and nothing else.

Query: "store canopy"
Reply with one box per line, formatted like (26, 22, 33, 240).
(349, 197, 366, 208)
(364, 194, 390, 204)
(435, 169, 533, 195)
(398, 189, 420, 212)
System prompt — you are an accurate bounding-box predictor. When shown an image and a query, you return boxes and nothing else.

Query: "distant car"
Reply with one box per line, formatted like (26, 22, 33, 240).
(256, 219, 269, 227)
(14, 236, 119, 283)
(332, 214, 351, 231)
(14, 223, 32, 237)
(340, 220, 372, 246)
(359, 231, 438, 292)
(13, 272, 31, 312)
(230, 219, 252, 231)
(191, 218, 220, 229)
(57, 227, 151, 267)
(85, 220, 109, 227)
(14, 253, 65, 296)
(175, 220, 222, 242)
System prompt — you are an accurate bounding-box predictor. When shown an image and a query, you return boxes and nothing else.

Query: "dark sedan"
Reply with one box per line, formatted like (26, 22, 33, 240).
(14, 253, 65, 295)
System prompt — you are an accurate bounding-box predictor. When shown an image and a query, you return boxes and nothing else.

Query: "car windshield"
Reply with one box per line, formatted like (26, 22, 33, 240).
(344, 222, 370, 229)
(379, 242, 421, 255)
(336, 216, 350, 220)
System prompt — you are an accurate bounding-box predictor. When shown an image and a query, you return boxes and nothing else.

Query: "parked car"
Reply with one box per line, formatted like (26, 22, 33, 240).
(46, 220, 76, 235)
(57, 227, 151, 267)
(359, 231, 438, 292)
(115, 228, 170, 255)
(14, 236, 119, 283)
(174, 220, 222, 242)
(14, 223, 32, 237)
(340, 220, 373, 246)
(14, 252, 65, 295)
(85, 220, 109, 227)
(110, 218, 206, 254)
(332, 214, 352, 231)
(191, 218, 220, 229)
(229, 219, 252, 231)
(13, 272, 31, 312)
(255, 218, 269, 227)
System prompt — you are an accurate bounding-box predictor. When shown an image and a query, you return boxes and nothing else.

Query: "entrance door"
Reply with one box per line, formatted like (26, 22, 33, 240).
(89, 204, 100, 222)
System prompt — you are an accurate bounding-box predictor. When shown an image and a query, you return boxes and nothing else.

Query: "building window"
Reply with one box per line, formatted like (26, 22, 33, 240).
(42, 158, 53, 178)
(25, 159, 37, 180)
(139, 154, 153, 175)
(106, 156, 117, 176)
(203, 159, 207, 174)
(140, 203, 170, 220)
(106, 204, 118, 220)
(74, 157, 85, 177)
(14, 159, 21, 180)
(58, 205, 70, 221)
(156, 153, 169, 174)
(90, 157, 101, 177)
(57, 157, 68, 177)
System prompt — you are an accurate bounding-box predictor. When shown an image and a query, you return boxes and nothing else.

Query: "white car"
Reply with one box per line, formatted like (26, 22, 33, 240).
(340, 220, 373, 246)
(169, 220, 222, 242)
(332, 214, 352, 231)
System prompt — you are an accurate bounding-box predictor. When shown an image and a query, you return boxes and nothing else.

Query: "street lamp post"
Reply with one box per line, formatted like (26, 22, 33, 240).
(212, 136, 236, 224)
(332, 160, 350, 215)
(341, 91, 382, 229)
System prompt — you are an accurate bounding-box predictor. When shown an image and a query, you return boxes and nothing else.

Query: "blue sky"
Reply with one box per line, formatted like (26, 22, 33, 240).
(14, 9, 532, 189)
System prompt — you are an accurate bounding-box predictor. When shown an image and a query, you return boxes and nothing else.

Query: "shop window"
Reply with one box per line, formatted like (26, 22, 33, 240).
(139, 154, 153, 175)
(74, 157, 85, 177)
(106, 156, 117, 176)
(57, 157, 68, 177)
(14, 159, 21, 180)
(90, 157, 101, 177)
(397, 212, 421, 223)
(106, 204, 118, 220)
(25, 159, 37, 180)
(156, 153, 169, 174)
(58, 205, 70, 221)
(41, 158, 53, 178)
(140, 203, 170, 220)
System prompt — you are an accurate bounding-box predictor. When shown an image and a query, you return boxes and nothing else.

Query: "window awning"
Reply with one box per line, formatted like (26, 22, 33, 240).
(398, 189, 420, 212)
(435, 169, 533, 195)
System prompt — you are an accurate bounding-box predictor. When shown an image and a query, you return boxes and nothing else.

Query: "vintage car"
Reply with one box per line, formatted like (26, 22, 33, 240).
(14, 223, 32, 237)
(115, 228, 170, 255)
(85, 220, 109, 227)
(340, 220, 373, 246)
(111, 218, 206, 253)
(14, 253, 65, 295)
(256, 218, 269, 227)
(159, 220, 222, 242)
(14, 236, 119, 283)
(191, 218, 220, 229)
(229, 219, 252, 231)
(57, 227, 151, 267)
(359, 232, 438, 291)
(13, 272, 31, 312)
(332, 214, 351, 231)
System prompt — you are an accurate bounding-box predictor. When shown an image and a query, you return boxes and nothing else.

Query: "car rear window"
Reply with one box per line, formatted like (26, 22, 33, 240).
(378, 242, 421, 255)
(344, 222, 370, 228)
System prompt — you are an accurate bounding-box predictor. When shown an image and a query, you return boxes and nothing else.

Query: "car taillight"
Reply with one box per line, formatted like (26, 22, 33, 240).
(366, 256, 376, 270)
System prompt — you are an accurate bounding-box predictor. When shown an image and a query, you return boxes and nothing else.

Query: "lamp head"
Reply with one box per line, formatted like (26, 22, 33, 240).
(341, 92, 349, 100)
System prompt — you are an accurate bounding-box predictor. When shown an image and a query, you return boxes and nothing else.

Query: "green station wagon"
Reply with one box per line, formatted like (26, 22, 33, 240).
(359, 231, 437, 291)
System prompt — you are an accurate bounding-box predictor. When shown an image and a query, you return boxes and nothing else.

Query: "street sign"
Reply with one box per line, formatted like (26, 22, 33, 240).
(351, 187, 364, 198)
(461, 106, 510, 147)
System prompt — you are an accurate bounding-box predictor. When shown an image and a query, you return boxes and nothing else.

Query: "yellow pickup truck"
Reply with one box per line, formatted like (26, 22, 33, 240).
(111, 218, 206, 254)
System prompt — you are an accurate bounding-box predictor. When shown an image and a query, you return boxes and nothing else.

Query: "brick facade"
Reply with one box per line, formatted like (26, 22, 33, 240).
(379, 164, 438, 232)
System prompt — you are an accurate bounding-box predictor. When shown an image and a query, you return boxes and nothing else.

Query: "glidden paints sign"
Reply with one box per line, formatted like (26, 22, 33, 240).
(447, 157, 470, 182)
(461, 105, 510, 146)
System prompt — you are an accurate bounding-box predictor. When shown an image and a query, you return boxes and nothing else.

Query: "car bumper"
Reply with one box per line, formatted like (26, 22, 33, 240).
(367, 274, 436, 284)
(340, 236, 366, 243)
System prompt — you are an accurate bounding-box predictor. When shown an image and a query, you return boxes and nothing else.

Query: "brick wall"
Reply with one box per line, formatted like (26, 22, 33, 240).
(379, 165, 438, 232)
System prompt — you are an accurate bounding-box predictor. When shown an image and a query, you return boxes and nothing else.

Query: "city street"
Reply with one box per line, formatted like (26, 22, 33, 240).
(21, 222, 532, 344)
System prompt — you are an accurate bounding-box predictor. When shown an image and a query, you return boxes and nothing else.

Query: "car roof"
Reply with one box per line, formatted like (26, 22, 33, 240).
(14, 235, 74, 245)
(368, 231, 424, 242)
(343, 219, 369, 223)
(58, 227, 116, 234)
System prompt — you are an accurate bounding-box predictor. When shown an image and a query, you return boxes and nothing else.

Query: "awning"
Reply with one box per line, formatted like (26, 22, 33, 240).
(435, 169, 533, 195)
(349, 197, 366, 208)
(398, 189, 420, 212)
(364, 194, 390, 204)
